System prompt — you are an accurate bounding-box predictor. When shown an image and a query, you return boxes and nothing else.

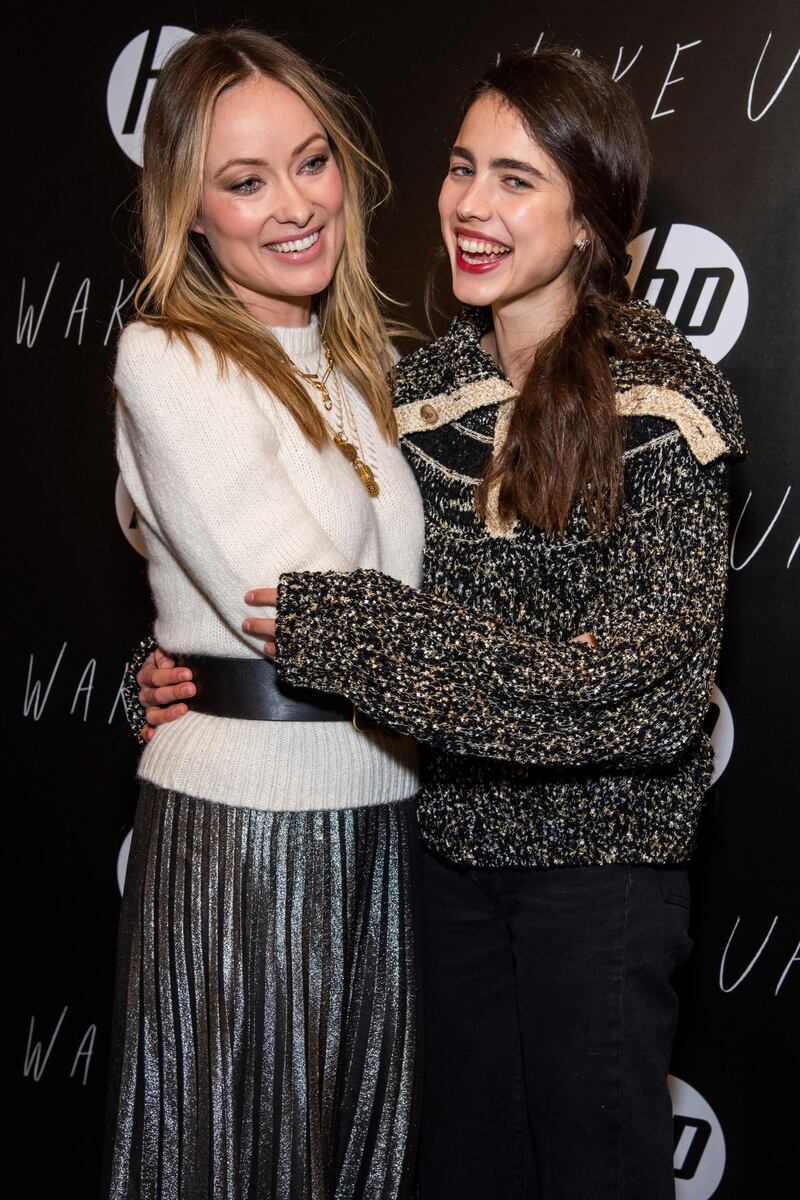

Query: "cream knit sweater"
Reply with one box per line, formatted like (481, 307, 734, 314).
(115, 317, 424, 811)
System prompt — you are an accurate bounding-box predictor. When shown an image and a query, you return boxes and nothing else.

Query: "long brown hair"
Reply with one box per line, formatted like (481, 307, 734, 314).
(135, 27, 400, 444)
(468, 48, 652, 533)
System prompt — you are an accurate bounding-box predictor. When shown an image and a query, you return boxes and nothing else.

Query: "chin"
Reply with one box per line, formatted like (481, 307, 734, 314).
(451, 275, 503, 309)
(277, 261, 336, 296)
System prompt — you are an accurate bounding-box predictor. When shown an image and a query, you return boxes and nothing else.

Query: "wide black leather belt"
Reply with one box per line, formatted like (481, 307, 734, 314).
(175, 655, 352, 722)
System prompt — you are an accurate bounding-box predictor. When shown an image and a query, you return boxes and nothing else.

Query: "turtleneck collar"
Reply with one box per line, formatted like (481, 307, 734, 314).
(269, 313, 322, 364)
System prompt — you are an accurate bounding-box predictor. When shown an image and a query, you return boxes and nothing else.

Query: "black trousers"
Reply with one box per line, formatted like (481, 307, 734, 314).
(418, 849, 692, 1200)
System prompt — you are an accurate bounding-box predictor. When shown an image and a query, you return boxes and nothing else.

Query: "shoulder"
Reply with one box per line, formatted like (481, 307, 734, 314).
(611, 300, 746, 465)
(394, 308, 499, 401)
(116, 319, 219, 370)
(393, 308, 515, 436)
(114, 321, 229, 406)
(393, 334, 453, 408)
(116, 320, 178, 371)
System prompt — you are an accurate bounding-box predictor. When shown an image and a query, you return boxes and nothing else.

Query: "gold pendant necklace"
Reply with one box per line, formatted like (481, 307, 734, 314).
(293, 342, 334, 411)
(289, 338, 380, 498)
(332, 433, 380, 497)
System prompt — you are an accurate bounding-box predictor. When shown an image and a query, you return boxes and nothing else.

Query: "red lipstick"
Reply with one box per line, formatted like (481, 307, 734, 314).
(453, 228, 512, 274)
(455, 244, 509, 274)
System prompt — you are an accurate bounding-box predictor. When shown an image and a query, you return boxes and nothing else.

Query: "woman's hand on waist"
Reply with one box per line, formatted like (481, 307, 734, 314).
(243, 587, 277, 658)
(137, 648, 196, 742)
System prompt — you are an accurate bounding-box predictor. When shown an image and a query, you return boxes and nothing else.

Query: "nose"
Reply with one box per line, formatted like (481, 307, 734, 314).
(456, 176, 493, 224)
(271, 174, 315, 229)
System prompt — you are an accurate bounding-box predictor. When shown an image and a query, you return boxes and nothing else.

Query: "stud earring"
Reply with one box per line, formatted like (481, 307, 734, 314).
(575, 238, 590, 251)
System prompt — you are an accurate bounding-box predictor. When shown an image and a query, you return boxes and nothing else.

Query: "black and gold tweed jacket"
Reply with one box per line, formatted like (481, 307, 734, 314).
(277, 301, 746, 869)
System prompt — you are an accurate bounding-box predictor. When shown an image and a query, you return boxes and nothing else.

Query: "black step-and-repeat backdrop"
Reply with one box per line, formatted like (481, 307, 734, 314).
(10, 2, 798, 1195)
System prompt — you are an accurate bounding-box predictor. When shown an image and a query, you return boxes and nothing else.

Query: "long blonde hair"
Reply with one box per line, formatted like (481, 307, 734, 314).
(135, 27, 399, 443)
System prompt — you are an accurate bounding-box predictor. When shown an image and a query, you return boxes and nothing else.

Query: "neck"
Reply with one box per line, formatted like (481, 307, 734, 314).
(225, 276, 313, 328)
(487, 275, 576, 388)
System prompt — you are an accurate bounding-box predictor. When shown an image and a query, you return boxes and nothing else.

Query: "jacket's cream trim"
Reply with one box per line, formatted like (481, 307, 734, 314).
(623, 429, 680, 459)
(396, 377, 517, 437)
(452, 420, 494, 444)
(403, 439, 482, 485)
(399, 378, 727, 465)
(484, 398, 517, 539)
(399, 379, 725, 540)
(615, 385, 727, 464)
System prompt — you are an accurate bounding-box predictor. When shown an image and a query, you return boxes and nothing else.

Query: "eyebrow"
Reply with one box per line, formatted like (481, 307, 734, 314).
(292, 133, 329, 157)
(214, 134, 329, 179)
(450, 145, 548, 182)
(214, 157, 267, 178)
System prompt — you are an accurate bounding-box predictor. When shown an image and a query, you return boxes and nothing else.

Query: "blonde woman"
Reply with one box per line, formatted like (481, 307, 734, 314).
(105, 29, 424, 1200)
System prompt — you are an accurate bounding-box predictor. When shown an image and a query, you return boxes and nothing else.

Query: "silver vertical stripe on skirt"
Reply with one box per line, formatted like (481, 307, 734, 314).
(104, 783, 420, 1200)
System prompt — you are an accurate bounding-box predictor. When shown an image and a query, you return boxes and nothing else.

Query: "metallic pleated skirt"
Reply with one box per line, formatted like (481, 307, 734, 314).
(104, 783, 420, 1200)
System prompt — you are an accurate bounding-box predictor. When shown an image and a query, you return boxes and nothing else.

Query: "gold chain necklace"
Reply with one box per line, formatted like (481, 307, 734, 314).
(293, 342, 334, 410)
(290, 339, 380, 498)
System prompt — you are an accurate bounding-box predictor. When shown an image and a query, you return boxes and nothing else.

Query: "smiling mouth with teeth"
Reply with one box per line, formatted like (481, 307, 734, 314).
(456, 234, 512, 264)
(266, 229, 321, 254)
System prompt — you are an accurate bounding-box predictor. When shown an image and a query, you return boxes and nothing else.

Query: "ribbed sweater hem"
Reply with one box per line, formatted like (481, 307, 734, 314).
(136, 712, 421, 812)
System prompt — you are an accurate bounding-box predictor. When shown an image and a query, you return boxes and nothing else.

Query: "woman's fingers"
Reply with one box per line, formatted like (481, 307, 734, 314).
(244, 587, 278, 607)
(137, 650, 194, 692)
(150, 667, 194, 688)
(243, 595, 277, 658)
(242, 616, 276, 657)
(242, 617, 276, 638)
(144, 702, 189, 729)
(137, 667, 195, 707)
(139, 681, 196, 708)
(572, 631, 598, 648)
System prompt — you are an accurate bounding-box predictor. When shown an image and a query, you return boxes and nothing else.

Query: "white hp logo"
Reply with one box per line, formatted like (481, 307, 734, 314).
(107, 27, 193, 165)
(115, 475, 148, 558)
(707, 684, 733, 786)
(627, 225, 748, 364)
(670, 1076, 726, 1198)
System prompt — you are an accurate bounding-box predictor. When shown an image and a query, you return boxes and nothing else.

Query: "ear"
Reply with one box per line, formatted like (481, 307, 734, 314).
(191, 217, 206, 236)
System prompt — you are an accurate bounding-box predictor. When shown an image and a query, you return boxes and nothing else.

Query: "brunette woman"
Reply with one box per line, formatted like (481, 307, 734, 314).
(106, 28, 423, 1200)
(266, 51, 744, 1198)
(137, 48, 744, 1200)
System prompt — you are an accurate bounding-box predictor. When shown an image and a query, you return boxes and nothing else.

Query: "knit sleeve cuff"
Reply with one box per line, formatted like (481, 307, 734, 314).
(275, 571, 359, 697)
(122, 633, 158, 745)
